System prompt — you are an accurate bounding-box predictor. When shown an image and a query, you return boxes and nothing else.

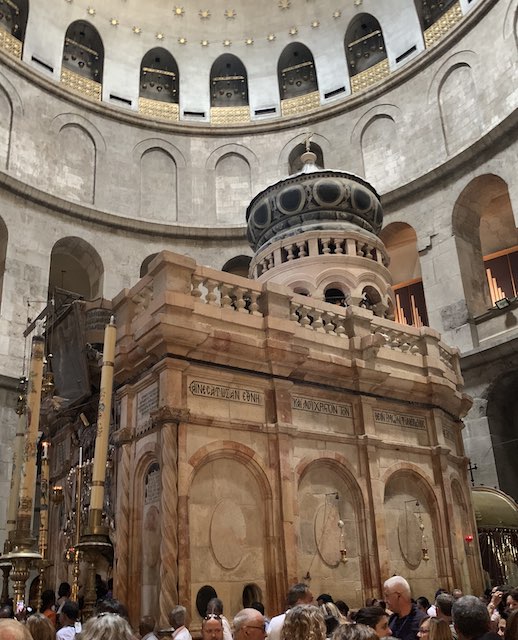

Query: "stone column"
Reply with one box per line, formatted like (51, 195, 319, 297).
(112, 426, 133, 607)
(270, 380, 296, 610)
(153, 406, 188, 629)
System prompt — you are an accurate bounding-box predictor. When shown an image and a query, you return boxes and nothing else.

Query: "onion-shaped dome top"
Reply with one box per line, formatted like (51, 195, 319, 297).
(246, 151, 383, 253)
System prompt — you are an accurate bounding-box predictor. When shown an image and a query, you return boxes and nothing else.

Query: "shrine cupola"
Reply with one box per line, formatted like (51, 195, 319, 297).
(246, 146, 394, 316)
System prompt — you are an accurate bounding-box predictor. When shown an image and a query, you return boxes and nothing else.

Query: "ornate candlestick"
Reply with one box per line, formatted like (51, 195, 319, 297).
(36, 441, 52, 608)
(9, 330, 44, 604)
(77, 318, 116, 618)
(71, 447, 83, 602)
(5, 377, 28, 547)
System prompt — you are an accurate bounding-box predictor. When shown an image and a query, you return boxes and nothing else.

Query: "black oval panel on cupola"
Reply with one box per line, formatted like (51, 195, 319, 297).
(352, 186, 372, 212)
(253, 201, 270, 227)
(315, 180, 341, 205)
(277, 186, 305, 214)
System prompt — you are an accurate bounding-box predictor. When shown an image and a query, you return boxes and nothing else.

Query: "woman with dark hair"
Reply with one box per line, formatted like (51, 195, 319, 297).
(504, 609, 518, 640)
(416, 598, 431, 615)
(40, 590, 56, 627)
(353, 607, 392, 638)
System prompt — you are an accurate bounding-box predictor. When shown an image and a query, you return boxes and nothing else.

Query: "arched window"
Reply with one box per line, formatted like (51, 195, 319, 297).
(61, 21, 104, 100)
(222, 255, 252, 278)
(345, 14, 388, 93)
(415, 0, 463, 48)
(211, 54, 248, 107)
(139, 48, 179, 121)
(380, 222, 428, 328)
(210, 54, 249, 124)
(48, 237, 104, 300)
(0, 0, 28, 57)
(324, 286, 347, 307)
(288, 142, 324, 174)
(278, 43, 319, 116)
(278, 43, 318, 100)
(452, 175, 518, 316)
(141, 254, 159, 278)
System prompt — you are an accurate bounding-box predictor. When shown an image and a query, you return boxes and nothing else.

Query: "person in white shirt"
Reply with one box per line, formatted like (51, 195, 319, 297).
(170, 605, 193, 640)
(139, 615, 159, 640)
(56, 601, 80, 640)
(268, 583, 313, 640)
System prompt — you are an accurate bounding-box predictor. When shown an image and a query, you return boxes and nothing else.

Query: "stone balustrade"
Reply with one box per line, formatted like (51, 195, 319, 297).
(250, 229, 389, 279)
(191, 267, 263, 316)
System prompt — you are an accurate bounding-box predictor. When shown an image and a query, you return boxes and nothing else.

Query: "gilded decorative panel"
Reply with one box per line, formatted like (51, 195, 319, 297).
(210, 106, 250, 125)
(139, 97, 180, 122)
(350, 58, 390, 94)
(61, 68, 101, 101)
(424, 2, 462, 48)
(0, 27, 21, 59)
(280, 90, 320, 117)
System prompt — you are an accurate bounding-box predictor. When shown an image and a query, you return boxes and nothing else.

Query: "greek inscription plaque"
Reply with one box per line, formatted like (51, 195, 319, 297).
(373, 409, 426, 430)
(189, 380, 263, 405)
(292, 395, 352, 418)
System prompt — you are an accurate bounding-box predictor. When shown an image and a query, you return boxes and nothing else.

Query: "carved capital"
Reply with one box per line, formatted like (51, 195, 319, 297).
(112, 427, 133, 445)
(151, 406, 190, 427)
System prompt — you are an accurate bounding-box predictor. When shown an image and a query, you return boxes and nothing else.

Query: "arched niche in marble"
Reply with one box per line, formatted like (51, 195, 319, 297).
(383, 468, 443, 586)
(141, 461, 162, 621)
(188, 454, 270, 623)
(297, 459, 366, 600)
(450, 478, 473, 593)
(48, 236, 104, 300)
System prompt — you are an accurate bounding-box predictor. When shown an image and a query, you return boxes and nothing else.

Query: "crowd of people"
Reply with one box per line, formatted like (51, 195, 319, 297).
(0, 577, 517, 640)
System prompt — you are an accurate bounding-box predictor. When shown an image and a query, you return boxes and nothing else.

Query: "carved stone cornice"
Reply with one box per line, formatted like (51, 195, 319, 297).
(151, 406, 190, 427)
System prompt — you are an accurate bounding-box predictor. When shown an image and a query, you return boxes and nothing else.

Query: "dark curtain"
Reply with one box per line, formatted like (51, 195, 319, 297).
(478, 529, 518, 586)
